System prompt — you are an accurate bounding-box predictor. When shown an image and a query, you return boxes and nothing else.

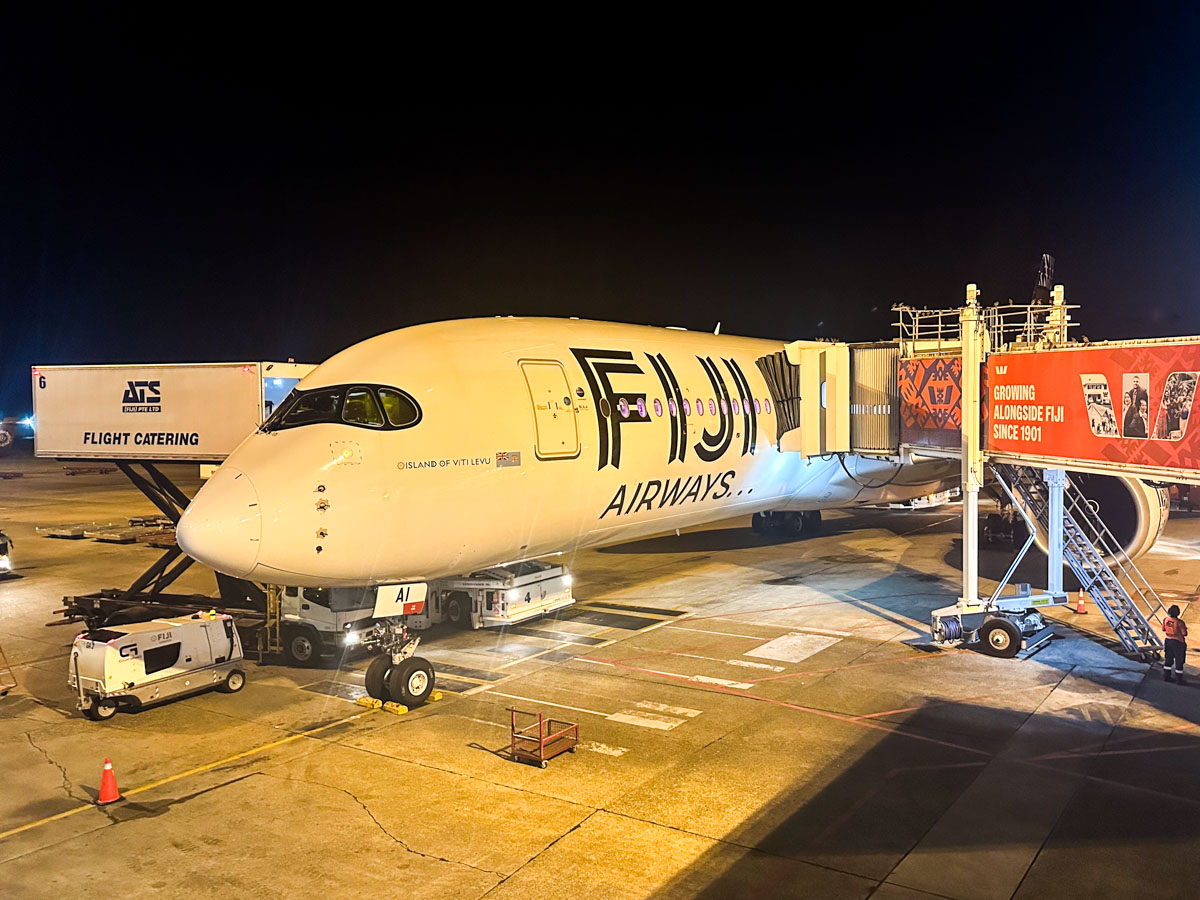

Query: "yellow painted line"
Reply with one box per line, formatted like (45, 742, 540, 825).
(0, 709, 376, 843)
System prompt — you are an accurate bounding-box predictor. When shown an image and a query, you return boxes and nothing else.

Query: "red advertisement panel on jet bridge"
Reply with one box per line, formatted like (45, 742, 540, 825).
(986, 341, 1200, 477)
(899, 356, 972, 449)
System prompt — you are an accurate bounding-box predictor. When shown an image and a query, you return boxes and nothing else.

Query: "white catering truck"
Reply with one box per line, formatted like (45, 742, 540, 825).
(32, 361, 312, 461)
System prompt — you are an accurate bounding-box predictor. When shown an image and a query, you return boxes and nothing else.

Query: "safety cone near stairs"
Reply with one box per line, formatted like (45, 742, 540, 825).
(98, 757, 121, 805)
(1075, 591, 1089, 615)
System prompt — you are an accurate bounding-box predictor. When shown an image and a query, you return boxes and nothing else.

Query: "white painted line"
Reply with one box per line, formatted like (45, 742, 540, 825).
(689, 675, 753, 689)
(789, 627, 852, 638)
(667, 625, 767, 639)
(636, 700, 702, 718)
(676, 652, 785, 672)
(725, 659, 785, 672)
(487, 691, 610, 718)
(747, 632, 841, 663)
(457, 715, 508, 729)
(579, 741, 629, 757)
(575, 658, 615, 667)
(608, 711, 685, 730)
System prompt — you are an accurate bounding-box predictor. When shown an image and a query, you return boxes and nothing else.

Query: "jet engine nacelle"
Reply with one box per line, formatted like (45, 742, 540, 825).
(1027, 473, 1169, 561)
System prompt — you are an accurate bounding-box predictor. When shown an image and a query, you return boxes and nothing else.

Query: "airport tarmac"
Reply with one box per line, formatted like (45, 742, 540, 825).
(1, 456, 1199, 899)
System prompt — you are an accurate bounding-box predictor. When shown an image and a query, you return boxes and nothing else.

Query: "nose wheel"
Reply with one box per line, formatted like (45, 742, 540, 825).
(365, 654, 436, 706)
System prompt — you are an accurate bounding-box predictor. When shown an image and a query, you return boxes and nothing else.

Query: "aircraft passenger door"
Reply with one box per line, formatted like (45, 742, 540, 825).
(520, 361, 580, 459)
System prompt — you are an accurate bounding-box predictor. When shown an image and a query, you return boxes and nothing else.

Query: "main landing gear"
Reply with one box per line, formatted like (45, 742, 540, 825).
(359, 620, 436, 707)
(752, 510, 821, 539)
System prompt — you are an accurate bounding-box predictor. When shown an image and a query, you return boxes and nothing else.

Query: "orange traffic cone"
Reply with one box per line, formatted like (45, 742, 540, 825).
(1075, 591, 1089, 615)
(98, 757, 121, 805)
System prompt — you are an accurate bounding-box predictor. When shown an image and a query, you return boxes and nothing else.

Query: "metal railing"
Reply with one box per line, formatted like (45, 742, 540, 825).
(894, 299, 1079, 355)
(993, 463, 1165, 658)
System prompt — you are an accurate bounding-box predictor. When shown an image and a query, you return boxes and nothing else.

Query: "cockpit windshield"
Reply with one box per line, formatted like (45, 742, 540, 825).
(261, 384, 421, 432)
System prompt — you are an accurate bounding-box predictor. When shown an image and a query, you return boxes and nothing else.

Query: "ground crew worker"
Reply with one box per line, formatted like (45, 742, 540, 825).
(1163, 605, 1188, 684)
(0, 528, 12, 571)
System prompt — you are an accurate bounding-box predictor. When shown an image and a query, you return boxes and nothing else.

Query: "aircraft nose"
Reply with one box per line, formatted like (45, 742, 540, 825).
(177, 466, 262, 577)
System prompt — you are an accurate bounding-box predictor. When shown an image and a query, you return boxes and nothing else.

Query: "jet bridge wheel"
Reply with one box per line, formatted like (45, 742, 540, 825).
(978, 617, 1022, 659)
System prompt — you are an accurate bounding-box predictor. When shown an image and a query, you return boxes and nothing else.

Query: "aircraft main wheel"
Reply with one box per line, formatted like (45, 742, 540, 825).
(283, 627, 321, 667)
(978, 618, 1021, 659)
(801, 510, 822, 537)
(220, 670, 246, 693)
(445, 592, 472, 629)
(93, 698, 118, 721)
(386, 658, 435, 706)
(365, 655, 391, 700)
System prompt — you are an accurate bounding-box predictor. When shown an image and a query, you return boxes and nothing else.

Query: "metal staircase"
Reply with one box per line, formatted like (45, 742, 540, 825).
(992, 463, 1166, 658)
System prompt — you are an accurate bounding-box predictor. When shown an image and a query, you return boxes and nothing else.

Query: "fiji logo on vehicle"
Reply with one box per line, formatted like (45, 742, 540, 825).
(122, 380, 162, 413)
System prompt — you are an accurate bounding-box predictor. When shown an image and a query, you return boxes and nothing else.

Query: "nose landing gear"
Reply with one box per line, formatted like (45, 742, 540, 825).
(360, 621, 437, 706)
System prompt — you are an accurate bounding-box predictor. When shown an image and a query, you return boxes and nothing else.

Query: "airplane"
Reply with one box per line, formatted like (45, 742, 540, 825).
(176, 317, 1166, 588)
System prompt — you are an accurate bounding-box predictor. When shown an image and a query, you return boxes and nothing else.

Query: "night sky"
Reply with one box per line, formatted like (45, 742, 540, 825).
(4, 9, 1200, 416)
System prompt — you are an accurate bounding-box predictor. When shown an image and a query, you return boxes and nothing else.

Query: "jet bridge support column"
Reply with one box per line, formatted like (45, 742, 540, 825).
(959, 285, 985, 606)
(1045, 468, 1066, 593)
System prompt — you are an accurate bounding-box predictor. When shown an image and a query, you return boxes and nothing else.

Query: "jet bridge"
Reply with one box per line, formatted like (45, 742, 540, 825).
(892, 285, 1200, 659)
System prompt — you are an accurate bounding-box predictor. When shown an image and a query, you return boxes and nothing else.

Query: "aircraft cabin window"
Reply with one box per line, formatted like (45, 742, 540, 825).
(709, 399, 717, 416)
(618, 398, 630, 418)
(696, 399, 704, 416)
(636, 398, 646, 417)
(720, 398, 728, 415)
(668, 398, 677, 417)
(654, 398, 663, 417)
(764, 399, 771, 414)
(732, 399, 740, 415)
(600, 398, 611, 417)
(343, 388, 385, 427)
(378, 389, 420, 427)
(754, 398, 761, 414)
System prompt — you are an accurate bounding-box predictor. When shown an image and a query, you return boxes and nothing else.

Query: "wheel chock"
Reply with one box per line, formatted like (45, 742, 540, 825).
(356, 696, 382, 709)
(430, 691, 443, 702)
(382, 701, 409, 716)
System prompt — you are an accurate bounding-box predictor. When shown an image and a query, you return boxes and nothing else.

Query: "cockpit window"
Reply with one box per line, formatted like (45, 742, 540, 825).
(261, 384, 421, 432)
(281, 387, 344, 427)
(379, 389, 420, 427)
(343, 388, 385, 427)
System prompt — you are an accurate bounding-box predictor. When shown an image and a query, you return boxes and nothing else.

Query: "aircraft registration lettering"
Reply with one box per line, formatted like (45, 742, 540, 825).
(600, 469, 736, 518)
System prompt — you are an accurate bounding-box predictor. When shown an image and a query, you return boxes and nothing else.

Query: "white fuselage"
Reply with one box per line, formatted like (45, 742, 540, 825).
(177, 318, 957, 586)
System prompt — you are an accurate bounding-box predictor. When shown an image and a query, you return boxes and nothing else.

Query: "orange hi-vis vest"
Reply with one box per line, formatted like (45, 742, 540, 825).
(1164, 616, 1189, 645)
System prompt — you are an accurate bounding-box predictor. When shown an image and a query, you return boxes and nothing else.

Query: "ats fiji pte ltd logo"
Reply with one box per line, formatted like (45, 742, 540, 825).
(122, 380, 162, 413)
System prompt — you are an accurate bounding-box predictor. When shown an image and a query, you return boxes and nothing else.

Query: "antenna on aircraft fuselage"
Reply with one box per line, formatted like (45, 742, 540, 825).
(714, 321, 721, 335)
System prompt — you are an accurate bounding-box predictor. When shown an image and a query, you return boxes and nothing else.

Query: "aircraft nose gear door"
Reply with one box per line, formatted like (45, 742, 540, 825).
(520, 361, 580, 459)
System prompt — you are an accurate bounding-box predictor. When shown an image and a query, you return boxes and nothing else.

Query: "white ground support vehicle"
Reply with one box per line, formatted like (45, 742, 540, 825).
(68, 612, 245, 720)
(409, 560, 574, 631)
(277, 585, 377, 665)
